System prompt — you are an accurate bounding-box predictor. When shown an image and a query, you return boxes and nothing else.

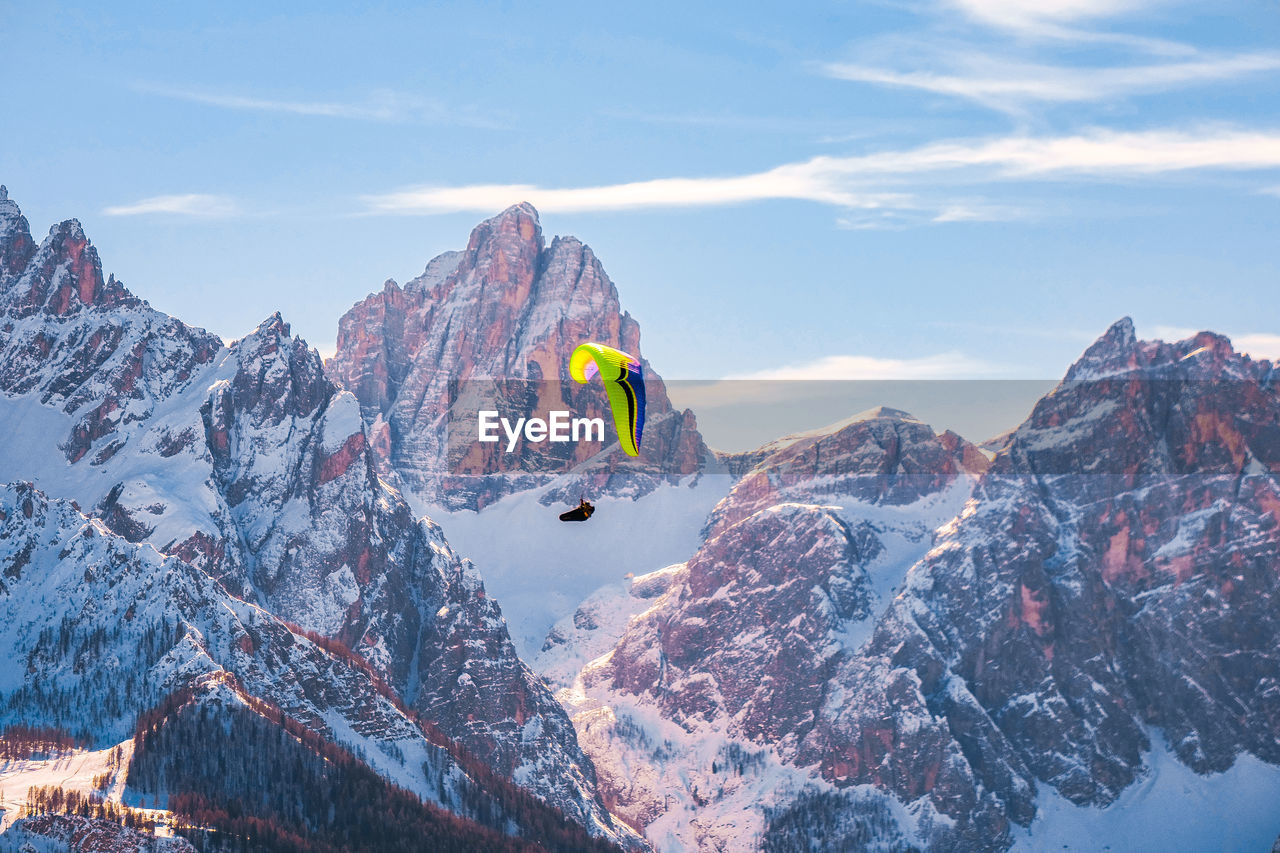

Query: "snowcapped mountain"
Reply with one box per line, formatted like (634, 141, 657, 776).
(327, 202, 727, 658)
(0, 481, 644, 852)
(327, 202, 709, 513)
(5, 179, 1280, 852)
(0, 189, 635, 848)
(0, 482, 461, 800)
(553, 407, 987, 849)
(552, 324, 1280, 850)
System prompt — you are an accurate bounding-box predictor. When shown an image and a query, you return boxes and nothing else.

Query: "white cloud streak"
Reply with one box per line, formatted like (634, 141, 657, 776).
(1236, 334, 1280, 361)
(946, 0, 1170, 36)
(933, 0, 1201, 54)
(103, 194, 239, 217)
(728, 351, 1001, 380)
(364, 127, 1280, 215)
(157, 89, 400, 120)
(138, 85, 505, 128)
(823, 53, 1280, 110)
(365, 177, 913, 215)
(1150, 325, 1280, 361)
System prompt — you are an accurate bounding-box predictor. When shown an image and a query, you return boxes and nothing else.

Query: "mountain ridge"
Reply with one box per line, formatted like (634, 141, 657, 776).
(554, 322, 1280, 850)
(0, 190, 638, 848)
(4, 185, 1280, 851)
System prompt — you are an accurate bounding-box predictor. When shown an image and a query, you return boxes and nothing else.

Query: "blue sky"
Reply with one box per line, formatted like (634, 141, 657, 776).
(3, 0, 1279, 395)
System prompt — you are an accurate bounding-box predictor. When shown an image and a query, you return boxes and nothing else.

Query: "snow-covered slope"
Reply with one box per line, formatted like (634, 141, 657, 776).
(0, 815, 195, 853)
(1010, 734, 1280, 852)
(0, 482, 645, 848)
(0, 483, 466, 808)
(419, 475, 730, 660)
(563, 322, 1280, 845)
(0, 191, 632, 845)
(547, 409, 984, 850)
(551, 322, 1280, 851)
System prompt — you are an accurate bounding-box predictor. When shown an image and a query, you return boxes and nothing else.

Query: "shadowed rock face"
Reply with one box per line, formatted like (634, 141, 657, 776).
(601, 503, 883, 743)
(596, 408, 986, 750)
(0, 193, 633, 845)
(703, 407, 988, 538)
(0, 201, 222, 469)
(328, 203, 707, 510)
(579, 321, 1280, 851)
(0, 483, 636, 847)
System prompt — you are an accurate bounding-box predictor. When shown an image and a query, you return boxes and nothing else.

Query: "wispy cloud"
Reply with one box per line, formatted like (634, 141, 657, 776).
(931, 201, 1029, 222)
(363, 176, 913, 215)
(728, 351, 1002, 380)
(1236, 334, 1280, 361)
(890, 0, 1193, 58)
(598, 108, 873, 136)
(138, 84, 506, 128)
(945, 0, 1177, 42)
(363, 126, 1280, 217)
(1149, 324, 1280, 360)
(952, 0, 1151, 26)
(103, 194, 239, 217)
(833, 200, 1031, 230)
(822, 53, 1280, 111)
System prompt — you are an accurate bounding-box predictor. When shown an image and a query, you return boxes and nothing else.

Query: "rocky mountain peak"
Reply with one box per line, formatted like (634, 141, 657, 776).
(1064, 316, 1140, 380)
(463, 202, 544, 274)
(0, 188, 35, 278)
(705, 410, 980, 537)
(5, 216, 137, 316)
(860, 405, 917, 421)
(255, 310, 290, 338)
(328, 205, 707, 509)
(211, 313, 337, 458)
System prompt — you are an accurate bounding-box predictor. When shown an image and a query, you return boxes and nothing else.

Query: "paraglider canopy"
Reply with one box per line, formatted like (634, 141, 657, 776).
(569, 342, 646, 457)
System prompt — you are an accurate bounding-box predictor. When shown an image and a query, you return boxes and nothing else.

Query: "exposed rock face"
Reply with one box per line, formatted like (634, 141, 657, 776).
(0, 193, 631, 845)
(566, 320, 1280, 851)
(564, 409, 983, 849)
(328, 203, 707, 510)
(0, 483, 634, 847)
(606, 504, 882, 742)
(0, 186, 37, 278)
(838, 319, 1280, 799)
(0, 483, 466, 803)
(0, 210, 221, 470)
(703, 406, 988, 537)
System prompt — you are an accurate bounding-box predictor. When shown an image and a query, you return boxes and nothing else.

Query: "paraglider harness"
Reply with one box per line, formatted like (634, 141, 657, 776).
(559, 498, 595, 523)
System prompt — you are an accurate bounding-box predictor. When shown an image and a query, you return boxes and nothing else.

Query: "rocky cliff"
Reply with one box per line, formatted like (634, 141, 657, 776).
(0, 191, 634, 846)
(327, 203, 707, 511)
(561, 323, 1280, 849)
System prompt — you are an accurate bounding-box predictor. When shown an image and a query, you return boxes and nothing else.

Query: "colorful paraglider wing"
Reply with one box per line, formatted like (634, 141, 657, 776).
(570, 342, 646, 457)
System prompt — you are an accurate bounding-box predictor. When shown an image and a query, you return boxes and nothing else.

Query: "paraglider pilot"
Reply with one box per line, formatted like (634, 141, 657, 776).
(559, 498, 595, 522)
